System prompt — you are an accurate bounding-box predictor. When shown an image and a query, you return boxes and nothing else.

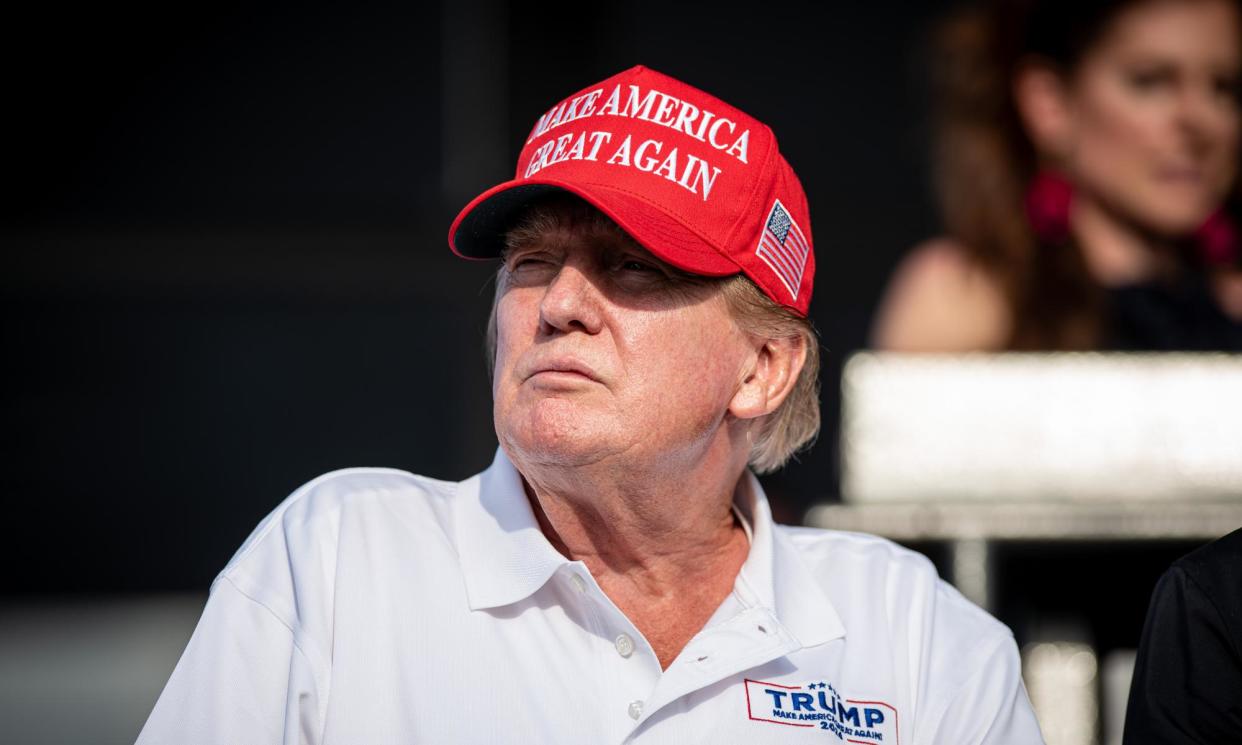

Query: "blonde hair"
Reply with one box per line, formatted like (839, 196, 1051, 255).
(486, 196, 820, 474)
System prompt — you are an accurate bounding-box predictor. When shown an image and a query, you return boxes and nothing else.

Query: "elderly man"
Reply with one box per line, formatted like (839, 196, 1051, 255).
(138, 66, 1043, 744)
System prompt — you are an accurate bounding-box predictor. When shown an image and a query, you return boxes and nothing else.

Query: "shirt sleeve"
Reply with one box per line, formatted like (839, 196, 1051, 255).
(921, 634, 1046, 744)
(1122, 565, 1242, 745)
(134, 575, 324, 745)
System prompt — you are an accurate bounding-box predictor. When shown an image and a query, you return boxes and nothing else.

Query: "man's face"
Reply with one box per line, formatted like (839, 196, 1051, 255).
(492, 211, 755, 472)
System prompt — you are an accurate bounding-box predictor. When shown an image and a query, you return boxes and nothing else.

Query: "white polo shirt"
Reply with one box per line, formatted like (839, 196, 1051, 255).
(138, 449, 1043, 744)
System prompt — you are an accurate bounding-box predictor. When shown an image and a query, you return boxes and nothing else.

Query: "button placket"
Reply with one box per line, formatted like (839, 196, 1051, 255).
(581, 581, 662, 739)
(636, 607, 799, 727)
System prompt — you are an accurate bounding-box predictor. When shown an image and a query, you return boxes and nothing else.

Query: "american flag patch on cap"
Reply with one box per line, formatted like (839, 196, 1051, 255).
(754, 199, 810, 300)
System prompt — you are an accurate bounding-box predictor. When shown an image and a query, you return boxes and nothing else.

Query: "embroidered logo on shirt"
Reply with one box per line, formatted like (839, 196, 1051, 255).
(743, 678, 900, 742)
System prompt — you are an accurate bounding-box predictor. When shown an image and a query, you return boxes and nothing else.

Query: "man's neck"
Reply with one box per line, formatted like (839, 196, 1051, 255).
(516, 445, 752, 669)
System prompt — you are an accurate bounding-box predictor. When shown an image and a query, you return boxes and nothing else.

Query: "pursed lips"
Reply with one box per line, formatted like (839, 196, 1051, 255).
(523, 358, 604, 384)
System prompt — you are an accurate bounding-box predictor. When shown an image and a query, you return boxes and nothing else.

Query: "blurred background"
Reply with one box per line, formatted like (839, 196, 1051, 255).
(3, 1, 1239, 744)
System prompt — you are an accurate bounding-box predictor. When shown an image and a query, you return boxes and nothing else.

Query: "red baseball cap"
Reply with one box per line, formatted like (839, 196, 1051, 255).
(448, 65, 815, 316)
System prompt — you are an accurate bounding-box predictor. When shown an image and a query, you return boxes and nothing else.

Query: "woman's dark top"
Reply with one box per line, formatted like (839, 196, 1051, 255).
(1122, 528, 1242, 744)
(1106, 274, 1242, 351)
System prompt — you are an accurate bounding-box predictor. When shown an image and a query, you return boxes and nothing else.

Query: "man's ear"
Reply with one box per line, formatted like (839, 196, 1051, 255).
(729, 335, 807, 420)
(1013, 60, 1075, 161)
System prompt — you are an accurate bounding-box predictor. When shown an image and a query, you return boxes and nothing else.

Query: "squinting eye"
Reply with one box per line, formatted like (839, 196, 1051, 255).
(503, 254, 560, 285)
(621, 260, 657, 272)
(507, 254, 551, 272)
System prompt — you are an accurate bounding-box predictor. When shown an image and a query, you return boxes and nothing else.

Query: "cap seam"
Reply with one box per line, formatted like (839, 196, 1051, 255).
(722, 123, 778, 250)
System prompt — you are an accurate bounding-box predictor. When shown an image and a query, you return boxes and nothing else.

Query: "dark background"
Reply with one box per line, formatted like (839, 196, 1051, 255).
(5, 0, 953, 596)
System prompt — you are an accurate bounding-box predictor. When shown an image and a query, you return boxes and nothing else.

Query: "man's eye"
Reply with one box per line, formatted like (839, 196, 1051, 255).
(509, 255, 552, 272)
(503, 255, 560, 286)
(616, 256, 668, 276)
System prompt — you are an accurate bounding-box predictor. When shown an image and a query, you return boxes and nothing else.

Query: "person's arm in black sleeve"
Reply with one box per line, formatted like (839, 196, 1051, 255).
(1122, 536, 1242, 745)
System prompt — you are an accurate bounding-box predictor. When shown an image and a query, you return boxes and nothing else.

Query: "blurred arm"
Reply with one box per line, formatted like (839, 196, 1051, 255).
(870, 238, 1011, 351)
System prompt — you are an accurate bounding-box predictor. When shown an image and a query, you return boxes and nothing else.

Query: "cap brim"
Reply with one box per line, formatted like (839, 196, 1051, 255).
(448, 178, 741, 277)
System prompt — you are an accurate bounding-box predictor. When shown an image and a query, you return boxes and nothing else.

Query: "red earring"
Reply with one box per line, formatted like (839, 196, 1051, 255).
(1194, 209, 1239, 267)
(1025, 170, 1074, 245)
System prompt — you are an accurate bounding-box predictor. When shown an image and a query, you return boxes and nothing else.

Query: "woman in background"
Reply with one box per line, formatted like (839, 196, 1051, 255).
(873, 0, 1242, 351)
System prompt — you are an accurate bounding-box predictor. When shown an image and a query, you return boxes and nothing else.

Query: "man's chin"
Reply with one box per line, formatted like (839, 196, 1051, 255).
(500, 427, 618, 471)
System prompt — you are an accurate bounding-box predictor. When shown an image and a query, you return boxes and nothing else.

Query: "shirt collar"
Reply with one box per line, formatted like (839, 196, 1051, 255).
(454, 449, 847, 649)
(454, 448, 571, 610)
(734, 472, 846, 648)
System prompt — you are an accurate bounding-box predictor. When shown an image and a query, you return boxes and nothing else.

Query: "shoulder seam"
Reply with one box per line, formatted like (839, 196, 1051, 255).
(214, 574, 329, 701)
(216, 574, 311, 658)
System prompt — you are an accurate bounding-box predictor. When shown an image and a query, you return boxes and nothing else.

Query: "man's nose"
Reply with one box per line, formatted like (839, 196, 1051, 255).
(538, 262, 604, 336)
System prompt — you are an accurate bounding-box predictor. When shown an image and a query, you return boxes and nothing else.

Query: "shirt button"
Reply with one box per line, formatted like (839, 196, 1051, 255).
(615, 633, 635, 658)
(570, 574, 587, 593)
(628, 700, 644, 720)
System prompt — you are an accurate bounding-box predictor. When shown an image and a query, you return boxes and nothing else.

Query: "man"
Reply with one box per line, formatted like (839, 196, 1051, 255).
(138, 65, 1043, 743)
